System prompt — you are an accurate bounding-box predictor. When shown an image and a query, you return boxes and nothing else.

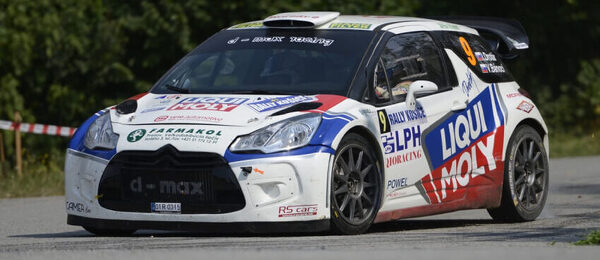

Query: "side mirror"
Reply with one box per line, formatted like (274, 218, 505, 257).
(406, 80, 438, 109)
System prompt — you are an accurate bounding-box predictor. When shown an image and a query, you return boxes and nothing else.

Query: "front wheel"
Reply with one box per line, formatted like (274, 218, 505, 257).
(330, 133, 382, 235)
(487, 125, 549, 222)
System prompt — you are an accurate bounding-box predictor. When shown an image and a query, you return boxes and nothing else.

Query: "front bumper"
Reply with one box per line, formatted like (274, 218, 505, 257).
(65, 147, 333, 231)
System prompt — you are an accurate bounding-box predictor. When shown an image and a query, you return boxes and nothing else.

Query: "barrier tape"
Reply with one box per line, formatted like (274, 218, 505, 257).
(0, 120, 76, 137)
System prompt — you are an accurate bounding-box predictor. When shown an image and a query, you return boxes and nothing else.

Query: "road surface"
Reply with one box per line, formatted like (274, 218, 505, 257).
(1, 156, 599, 259)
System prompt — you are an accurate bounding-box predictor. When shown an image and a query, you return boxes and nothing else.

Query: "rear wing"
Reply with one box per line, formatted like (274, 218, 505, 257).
(431, 16, 529, 60)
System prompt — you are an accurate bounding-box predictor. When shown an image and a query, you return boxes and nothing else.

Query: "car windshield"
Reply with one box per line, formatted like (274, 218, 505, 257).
(150, 29, 375, 96)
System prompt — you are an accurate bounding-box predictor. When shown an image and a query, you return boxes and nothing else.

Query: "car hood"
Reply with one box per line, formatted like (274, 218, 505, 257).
(111, 93, 330, 127)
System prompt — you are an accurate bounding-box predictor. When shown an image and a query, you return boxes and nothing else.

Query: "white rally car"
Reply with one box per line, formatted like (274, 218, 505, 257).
(66, 12, 549, 235)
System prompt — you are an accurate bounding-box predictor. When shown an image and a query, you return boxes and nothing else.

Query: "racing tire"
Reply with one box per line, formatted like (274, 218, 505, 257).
(83, 226, 136, 236)
(487, 125, 549, 222)
(330, 133, 382, 235)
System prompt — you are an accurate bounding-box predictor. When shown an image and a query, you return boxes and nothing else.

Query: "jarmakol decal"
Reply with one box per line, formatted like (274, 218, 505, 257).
(421, 85, 504, 204)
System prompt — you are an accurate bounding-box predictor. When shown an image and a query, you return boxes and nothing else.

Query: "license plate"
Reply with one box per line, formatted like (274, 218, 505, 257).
(151, 202, 181, 213)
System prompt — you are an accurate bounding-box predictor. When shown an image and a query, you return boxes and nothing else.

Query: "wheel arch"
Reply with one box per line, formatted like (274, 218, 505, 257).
(512, 117, 549, 157)
(344, 126, 385, 174)
(516, 118, 547, 140)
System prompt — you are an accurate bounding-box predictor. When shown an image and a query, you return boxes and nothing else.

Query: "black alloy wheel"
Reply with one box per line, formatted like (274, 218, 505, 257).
(488, 125, 549, 222)
(331, 133, 382, 234)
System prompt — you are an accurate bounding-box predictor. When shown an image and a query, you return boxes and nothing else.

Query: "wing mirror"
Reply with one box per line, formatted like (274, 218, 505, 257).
(406, 80, 438, 109)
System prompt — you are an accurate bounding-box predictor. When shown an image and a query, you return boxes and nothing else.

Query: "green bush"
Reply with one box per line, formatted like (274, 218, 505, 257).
(575, 229, 600, 245)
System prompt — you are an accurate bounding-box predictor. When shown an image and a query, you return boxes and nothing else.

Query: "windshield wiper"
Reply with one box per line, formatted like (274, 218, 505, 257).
(165, 83, 190, 94)
(228, 90, 304, 95)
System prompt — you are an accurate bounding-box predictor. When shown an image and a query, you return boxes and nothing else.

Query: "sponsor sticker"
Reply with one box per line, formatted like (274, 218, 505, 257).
(127, 129, 146, 142)
(516, 100, 534, 113)
(252, 36, 285, 43)
(421, 86, 504, 204)
(387, 178, 407, 190)
(230, 22, 263, 29)
(130, 177, 204, 196)
(154, 94, 181, 100)
(154, 115, 223, 123)
(505, 93, 523, 98)
(328, 23, 371, 29)
(385, 178, 410, 199)
(461, 71, 479, 97)
(151, 202, 181, 214)
(126, 128, 222, 144)
(384, 106, 427, 127)
(289, 36, 334, 47)
(66, 201, 90, 214)
(381, 125, 421, 154)
(140, 106, 167, 113)
(438, 22, 460, 30)
(167, 96, 249, 112)
(247, 95, 315, 112)
(386, 150, 422, 168)
(278, 204, 318, 218)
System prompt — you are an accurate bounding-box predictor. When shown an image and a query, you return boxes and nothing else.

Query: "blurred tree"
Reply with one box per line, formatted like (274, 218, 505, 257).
(0, 0, 598, 160)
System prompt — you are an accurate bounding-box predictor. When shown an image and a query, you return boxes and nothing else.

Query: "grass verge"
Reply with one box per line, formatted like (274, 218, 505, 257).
(549, 131, 600, 158)
(0, 152, 64, 199)
(574, 229, 600, 245)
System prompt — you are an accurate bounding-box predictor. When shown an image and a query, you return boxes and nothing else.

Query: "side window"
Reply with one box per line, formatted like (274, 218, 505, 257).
(380, 32, 446, 101)
(374, 59, 391, 102)
(444, 32, 514, 82)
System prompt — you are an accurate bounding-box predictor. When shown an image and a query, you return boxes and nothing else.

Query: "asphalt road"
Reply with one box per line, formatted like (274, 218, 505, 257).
(1, 156, 599, 259)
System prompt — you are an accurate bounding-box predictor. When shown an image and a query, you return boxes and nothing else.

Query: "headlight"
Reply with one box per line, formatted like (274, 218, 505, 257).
(83, 112, 119, 150)
(230, 113, 321, 153)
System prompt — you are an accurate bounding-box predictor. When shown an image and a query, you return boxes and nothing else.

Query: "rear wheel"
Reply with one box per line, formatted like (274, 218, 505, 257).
(330, 133, 382, 235)
(488, 125, 549, 222)
(83, 226, 136, 236)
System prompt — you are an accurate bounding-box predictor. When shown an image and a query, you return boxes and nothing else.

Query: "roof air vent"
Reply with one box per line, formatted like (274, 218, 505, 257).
(263, 12, 340, 28)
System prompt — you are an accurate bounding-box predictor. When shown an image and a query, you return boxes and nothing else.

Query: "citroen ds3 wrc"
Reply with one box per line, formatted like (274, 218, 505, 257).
(65, 12, 549, 235)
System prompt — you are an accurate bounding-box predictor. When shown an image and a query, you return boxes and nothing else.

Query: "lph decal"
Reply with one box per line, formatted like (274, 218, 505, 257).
(381, 125, 421, 154)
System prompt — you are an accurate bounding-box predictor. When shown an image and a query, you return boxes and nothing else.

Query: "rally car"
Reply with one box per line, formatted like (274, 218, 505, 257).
(65, 12, 549, 235)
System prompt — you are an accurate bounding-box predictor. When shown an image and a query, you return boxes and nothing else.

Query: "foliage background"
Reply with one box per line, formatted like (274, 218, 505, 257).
(0, 0, 599, 186)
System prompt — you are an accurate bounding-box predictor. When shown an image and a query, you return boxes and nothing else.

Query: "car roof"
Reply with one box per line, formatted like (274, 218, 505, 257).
(227, 12, 478, 35)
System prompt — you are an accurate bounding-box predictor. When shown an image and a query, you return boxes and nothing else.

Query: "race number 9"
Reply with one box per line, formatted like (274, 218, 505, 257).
(377, 109, 391, 134)
(459, 36, 477, 66)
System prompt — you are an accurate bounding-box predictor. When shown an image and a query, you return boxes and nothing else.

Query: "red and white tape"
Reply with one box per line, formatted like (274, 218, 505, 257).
(0, 120, 76, 137)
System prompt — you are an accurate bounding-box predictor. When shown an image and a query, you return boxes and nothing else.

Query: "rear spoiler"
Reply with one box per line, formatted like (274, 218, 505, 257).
(431, 16, 529, 60)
